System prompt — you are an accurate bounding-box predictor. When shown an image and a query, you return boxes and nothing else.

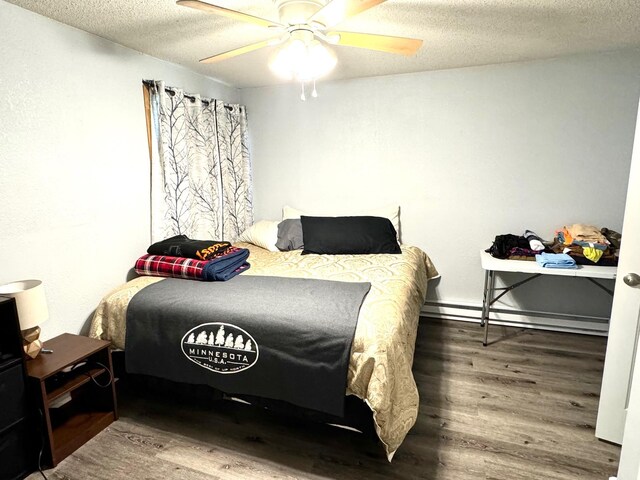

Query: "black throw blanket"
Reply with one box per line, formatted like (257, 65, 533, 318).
(147, 235, 231, 261)
(125, 276, 371, 417)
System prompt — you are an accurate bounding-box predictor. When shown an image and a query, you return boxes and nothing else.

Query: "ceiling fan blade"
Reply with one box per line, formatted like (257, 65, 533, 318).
(328, 31, 423, 55)
(200, 40, 272, 63)
(177, 0, 284, 28)
(310, 0, 386, 27)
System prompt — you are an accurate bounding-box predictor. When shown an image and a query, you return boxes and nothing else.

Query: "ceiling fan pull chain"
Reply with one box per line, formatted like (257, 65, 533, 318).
(300, 81, 306, 101)
(311, 79, 318, 98)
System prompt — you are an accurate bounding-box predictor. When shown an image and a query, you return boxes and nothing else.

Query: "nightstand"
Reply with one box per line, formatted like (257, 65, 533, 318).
(26, 333, 118, 467)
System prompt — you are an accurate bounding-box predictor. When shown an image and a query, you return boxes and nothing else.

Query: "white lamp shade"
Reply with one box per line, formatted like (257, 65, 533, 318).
(269, 39, 337, 82)
(0, 279, 49, 330)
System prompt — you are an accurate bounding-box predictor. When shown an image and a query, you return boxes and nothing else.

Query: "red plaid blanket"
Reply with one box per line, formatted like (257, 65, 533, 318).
(135, 254, 206, 280)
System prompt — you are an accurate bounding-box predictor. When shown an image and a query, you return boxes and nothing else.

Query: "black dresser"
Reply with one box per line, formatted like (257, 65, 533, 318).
(0, 297, 35, 480)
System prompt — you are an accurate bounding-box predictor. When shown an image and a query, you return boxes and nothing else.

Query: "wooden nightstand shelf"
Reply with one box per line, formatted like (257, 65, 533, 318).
(26, 333, 118, 467)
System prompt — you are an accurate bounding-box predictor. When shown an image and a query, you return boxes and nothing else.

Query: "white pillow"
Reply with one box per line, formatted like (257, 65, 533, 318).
(282, 205, 401, 243)
(237, 220, 280, 251)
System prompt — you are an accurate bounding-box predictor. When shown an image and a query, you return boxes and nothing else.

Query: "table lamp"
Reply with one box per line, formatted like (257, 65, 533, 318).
(0, 280, 49, 359)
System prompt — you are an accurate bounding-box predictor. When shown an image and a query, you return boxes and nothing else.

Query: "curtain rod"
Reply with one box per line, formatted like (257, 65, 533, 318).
(142, 80, 233, 110)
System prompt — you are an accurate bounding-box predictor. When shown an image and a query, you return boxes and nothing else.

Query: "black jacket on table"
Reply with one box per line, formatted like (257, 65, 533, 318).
(486, 234, 530, 259)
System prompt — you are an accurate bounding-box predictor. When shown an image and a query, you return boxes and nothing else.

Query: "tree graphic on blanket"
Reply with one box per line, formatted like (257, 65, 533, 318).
(185, 326, 254, 352)
(215, 326, 226, 346)
(195, 331, 209, 344)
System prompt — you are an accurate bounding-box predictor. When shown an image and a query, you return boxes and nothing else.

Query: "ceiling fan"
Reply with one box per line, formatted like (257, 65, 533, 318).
(177, 0, 423, 87)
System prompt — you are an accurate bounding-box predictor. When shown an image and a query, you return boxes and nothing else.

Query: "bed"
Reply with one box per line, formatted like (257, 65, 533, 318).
(89, 242, 438, 460)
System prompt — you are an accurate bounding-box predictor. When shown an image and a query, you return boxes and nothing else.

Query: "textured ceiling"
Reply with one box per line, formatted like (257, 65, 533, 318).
(7, 0, 640, 88)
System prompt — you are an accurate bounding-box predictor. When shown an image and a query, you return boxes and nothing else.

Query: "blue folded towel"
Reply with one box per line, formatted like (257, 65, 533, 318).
(535, 253, 577, 269)
(202, 248, 251, 281)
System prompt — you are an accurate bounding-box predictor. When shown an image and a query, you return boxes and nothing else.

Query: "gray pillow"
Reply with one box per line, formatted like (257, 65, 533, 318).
(276, 219, 304, 251)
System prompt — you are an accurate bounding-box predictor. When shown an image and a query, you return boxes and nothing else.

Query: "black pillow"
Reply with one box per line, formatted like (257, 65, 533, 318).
(301, 216, 401, 255)
(276, 219, 304, 251)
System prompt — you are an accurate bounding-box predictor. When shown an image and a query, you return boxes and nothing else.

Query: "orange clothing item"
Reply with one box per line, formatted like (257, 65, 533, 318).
(554, 227, 573, 245)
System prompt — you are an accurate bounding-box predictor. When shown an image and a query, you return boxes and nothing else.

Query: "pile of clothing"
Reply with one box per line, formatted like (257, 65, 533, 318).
(134, 235, 250, 281)
(486, 230, 547, 260)
(551, 224, 620, 267)
(487, 224, 621, 269)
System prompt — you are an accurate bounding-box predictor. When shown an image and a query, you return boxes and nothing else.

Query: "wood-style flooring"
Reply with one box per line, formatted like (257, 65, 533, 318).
(30, 319, 620, 479)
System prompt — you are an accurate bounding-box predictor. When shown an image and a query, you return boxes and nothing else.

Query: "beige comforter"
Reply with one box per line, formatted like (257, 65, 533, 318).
(89, 243, 438, 460)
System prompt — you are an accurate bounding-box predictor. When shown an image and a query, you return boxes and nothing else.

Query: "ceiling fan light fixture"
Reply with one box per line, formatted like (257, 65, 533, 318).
(276, 0, 326, 25)
(269, 38, 337, 82)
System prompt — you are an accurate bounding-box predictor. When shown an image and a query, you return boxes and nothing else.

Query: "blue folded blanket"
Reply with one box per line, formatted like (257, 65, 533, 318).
(535, 252, 577, 269)
(202, 247, 250, 281)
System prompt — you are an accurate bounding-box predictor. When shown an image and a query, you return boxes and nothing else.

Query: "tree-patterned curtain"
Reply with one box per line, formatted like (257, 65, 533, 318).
(147, 80, 253, 242)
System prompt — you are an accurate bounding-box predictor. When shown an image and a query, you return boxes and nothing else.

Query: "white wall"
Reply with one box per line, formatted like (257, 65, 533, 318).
(241, 50, 640, 325)
(0, 1, 238, 339)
